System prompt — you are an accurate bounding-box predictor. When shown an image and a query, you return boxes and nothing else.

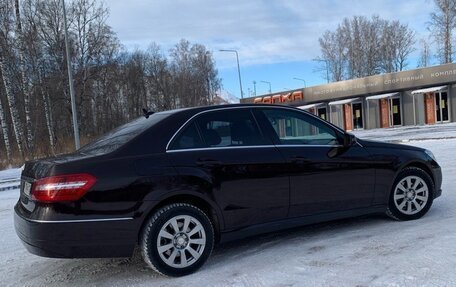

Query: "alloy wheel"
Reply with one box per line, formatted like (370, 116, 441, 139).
(156, 215, 206, 268)
(393, 175, 429, 215)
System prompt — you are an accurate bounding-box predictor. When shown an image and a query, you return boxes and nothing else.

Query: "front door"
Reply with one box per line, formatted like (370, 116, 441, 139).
(435, 91, 449, 123)
(352, 102, 364, 129)
(390, 97, 402, 126)
(317, 107, 327, 121)
(167, 108, 289, 230)
(255, 108, 376, 217)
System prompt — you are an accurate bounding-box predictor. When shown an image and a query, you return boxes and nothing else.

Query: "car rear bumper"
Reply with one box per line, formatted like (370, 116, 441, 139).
(14, 203, 138, 258)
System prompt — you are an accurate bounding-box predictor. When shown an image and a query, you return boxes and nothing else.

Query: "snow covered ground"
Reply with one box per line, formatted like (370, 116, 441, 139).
(1, 126, 455, 287)
(0, 168, 21, 192)
(352, 122, 456, 142)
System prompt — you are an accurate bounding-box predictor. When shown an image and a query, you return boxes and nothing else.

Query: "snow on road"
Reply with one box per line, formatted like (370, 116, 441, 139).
(0, 131, 455, 286)
(352, 122, 456, 142)
(0, 168, 21, 192)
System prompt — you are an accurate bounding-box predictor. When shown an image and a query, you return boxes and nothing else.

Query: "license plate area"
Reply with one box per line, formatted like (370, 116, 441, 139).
(23, 181, 32, 197)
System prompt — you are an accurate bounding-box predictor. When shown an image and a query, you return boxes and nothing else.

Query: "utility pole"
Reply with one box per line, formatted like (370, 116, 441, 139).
(62, 0, 80, 149)
(313, 58, 330, 83)
(253, 81, 257, 96)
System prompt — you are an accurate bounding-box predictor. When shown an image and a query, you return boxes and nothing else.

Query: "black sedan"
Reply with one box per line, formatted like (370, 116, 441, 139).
(14, 104, 442, 276)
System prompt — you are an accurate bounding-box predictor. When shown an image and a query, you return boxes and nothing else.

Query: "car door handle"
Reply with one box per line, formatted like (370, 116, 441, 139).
(290, 156, 311, 164)
(196, 159, 222, 167)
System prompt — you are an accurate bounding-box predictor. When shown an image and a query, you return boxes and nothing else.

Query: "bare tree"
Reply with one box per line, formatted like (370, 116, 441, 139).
(318, 31, 345, 82)
(0, 0, 26, 157)
(429, 0, 456, 63)
(392, 21, 416, 71)
(170, 39, 220, 108)
(0, 0, 221, 168)
(319, 15, 415, 81)
(417, 39, 432, 67)
(144, 43, 174, 111)
(0, 72, 12, 161)
(14, 0, 34, 152)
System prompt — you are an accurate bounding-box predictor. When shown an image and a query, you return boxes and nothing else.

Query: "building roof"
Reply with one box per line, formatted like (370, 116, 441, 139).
(241, 63, 456, 105)
(328, 98, 360, 105)
(365, 92, 399, 100)
(411, 85, 447, 94)
(297, 103, 324, 110)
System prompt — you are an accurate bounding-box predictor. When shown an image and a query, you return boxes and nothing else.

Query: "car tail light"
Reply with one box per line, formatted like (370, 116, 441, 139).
(31, 173, 97, 203)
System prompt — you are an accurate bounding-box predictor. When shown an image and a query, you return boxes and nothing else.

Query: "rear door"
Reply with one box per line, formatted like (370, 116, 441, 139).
(254, 107, 376, 217)
(167, 108, 289, 230)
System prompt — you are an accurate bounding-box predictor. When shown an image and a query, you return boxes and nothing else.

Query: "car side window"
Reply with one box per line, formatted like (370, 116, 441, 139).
(169, 122, 205, 150)
(196, 109, 267, 147)
(261, 109, 340, 146)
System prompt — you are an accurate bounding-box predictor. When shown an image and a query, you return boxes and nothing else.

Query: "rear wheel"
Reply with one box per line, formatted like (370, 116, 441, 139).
(140, 203, 214, 277)
(386, 167, 434, 221)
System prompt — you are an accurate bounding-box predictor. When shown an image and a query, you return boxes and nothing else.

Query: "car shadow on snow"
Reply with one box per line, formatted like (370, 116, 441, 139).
(30, 214, 390, 286)
(27, 208, 443, 286)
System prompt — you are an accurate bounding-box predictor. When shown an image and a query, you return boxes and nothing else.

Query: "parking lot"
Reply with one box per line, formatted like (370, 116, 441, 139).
(1, 126, 455, 287)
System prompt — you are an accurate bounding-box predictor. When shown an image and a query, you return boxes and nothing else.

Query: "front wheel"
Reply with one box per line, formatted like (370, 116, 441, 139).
(386, 167, 434, 221)
(140, 203, 214, 277)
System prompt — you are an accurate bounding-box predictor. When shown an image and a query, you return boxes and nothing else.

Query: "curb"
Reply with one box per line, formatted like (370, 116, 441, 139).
(0, 185, 20, 192)
(0, 179, 20, 192)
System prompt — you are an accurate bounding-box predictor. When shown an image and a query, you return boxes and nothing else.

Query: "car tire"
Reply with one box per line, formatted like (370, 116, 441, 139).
(386, 167, 434, 221)
(140, 203, 214, 277)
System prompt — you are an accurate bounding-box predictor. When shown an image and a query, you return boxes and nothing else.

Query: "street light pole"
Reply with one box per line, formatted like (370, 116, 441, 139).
(203, 51, 211, 104)
(252, 81, 257, 96)
(219, 49, 244, 99)
(312, 58, 330, 83)
(260, 81, 271, 93)
(62, 0, 80, 149)
(293, 77, 307, 88)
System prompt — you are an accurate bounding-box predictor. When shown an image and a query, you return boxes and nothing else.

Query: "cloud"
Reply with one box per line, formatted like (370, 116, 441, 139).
(106, 0, 434, 68)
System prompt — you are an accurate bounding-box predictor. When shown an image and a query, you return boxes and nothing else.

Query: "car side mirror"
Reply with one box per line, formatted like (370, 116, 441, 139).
(343, 133, 356, 147)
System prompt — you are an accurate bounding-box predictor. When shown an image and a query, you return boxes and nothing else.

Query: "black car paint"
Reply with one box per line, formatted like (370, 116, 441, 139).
(14, 104, 442, 258)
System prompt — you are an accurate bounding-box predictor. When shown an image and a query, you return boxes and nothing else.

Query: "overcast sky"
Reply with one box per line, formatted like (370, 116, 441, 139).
(106, 0, 436, 99)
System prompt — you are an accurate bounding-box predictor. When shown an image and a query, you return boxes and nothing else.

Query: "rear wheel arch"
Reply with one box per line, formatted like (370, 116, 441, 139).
(139, 193, 222, 244)
(140, 202, 215, 276)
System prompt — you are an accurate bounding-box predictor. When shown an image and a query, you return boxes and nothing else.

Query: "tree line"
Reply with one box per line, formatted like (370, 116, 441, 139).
(0, 0, 221, 168)
(317, 15, 415, 82)
(318, 0, 456, 82)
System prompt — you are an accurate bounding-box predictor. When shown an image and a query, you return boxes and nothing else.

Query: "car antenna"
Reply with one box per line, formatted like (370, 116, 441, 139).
(142, 108, 154, 119)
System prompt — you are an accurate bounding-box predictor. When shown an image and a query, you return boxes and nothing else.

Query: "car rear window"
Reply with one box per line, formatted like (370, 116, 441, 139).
(169, 122, 205, 150)
(79, 113, 169, 155)
(169, 109, 268, 150)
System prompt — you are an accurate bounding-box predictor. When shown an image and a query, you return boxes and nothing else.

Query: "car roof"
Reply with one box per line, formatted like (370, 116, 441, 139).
(162, 103, 347, 135)
(156, 103, 300, 116)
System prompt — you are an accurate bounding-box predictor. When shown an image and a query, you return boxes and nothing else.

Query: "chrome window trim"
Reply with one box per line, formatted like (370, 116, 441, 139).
(167, 145, 273, 153)
(165, 105, 348, 152)
(276, 144, 343, 148)
(166, 144, 344, 153)
(26, 217, 134, 224)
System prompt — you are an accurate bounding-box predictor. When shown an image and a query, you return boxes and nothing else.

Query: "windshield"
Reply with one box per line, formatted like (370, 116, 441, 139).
(78, 113, 169, 155)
